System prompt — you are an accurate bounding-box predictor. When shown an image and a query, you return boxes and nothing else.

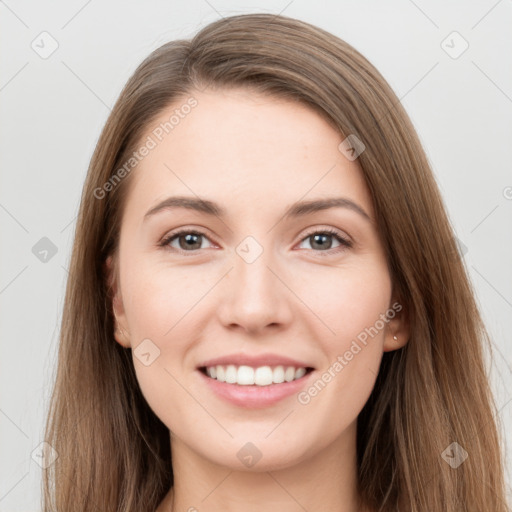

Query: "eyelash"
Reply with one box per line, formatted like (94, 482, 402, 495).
(158, 227, 353, 257)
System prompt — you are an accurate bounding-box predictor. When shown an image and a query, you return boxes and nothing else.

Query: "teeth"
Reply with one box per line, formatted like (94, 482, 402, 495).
(284, 366, 295, 382)
(225, 365, 237, 383)
(237, 365, 255, 385)
(215, 366, 225, 382)
(295, 367, 306, 379)
(204, 365, 310, 386)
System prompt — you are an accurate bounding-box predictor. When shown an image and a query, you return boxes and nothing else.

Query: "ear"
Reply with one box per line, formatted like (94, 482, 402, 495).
(104, 255, 131, 348)
(383, 296, 410, 352)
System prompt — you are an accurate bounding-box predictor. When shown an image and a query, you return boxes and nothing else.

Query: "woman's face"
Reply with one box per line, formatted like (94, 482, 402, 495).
(107, 87, 408, 471)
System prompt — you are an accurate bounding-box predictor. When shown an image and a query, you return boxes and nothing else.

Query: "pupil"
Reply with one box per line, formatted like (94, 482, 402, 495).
(312, 234, 331, 250)
(181, 234, 200, 250)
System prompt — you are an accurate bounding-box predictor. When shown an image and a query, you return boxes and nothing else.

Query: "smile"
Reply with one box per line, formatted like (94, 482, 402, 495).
(197, 365, 316, 409)
(200, 364, 313, 386)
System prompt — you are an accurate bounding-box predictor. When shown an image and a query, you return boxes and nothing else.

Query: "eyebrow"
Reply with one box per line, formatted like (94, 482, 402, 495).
(143, 195, 372, 223)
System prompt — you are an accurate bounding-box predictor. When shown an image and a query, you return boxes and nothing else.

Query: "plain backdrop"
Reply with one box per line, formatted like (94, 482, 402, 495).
(1, 0, 511, 510)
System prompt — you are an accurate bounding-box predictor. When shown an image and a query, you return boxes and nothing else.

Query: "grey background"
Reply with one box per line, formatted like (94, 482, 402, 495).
(1, 0, 511, 509)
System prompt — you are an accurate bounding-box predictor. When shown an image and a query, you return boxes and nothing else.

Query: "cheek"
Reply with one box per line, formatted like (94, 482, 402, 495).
(122, 261, 207, 343)
(122, 265, 208, 429)
(294, 258, 392, 343)
(293, 259, 390, 410)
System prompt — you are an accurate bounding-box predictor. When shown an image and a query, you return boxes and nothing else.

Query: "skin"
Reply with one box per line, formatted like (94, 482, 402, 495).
(106, 87, 410, 512)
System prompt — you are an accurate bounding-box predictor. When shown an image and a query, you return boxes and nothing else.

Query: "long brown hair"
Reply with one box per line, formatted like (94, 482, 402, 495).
(42, 13, 509, 511)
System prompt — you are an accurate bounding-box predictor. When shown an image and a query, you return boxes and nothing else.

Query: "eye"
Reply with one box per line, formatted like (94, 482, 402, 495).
(159, 229, 215, 254)
(159, 227, 353, 256)
(296, 228, 352, 255)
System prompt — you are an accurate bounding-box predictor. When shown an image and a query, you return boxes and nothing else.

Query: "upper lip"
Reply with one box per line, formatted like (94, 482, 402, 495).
(198, 353, 315, 369)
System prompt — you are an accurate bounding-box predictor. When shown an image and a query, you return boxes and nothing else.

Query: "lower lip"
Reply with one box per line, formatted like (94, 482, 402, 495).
(197, 369, 315, 409)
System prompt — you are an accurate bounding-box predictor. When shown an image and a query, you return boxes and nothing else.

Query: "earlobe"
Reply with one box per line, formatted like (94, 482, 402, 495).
(113, 322, 131, 348)
(112, 297, 131, 349)
(383, 331, 409, 352)
(383, 299, 410, 352)
(104, 255, 131, 348)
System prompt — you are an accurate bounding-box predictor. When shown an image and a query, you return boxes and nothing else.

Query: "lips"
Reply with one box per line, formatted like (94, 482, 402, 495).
(197, 352, 314, 369)
(197, 362, 316, 408)
(195, 352, 316, 407)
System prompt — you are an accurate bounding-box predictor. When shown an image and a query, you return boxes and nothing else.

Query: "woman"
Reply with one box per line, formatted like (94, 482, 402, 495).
(42, 13, 509, 512)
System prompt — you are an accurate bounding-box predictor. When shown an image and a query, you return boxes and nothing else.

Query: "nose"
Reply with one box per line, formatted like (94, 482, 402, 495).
(215, 241, 294, 334)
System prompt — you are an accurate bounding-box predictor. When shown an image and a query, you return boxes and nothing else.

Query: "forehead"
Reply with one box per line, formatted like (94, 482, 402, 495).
(123, 88, 374, 221)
